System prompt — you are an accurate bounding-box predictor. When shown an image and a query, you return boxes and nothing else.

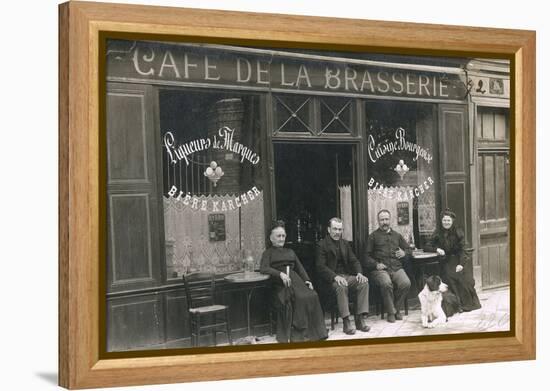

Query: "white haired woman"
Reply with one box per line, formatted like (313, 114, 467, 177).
(260, 220, 328, 343)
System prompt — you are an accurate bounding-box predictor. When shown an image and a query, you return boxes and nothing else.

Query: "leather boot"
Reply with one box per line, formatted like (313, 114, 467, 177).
(355, 314, 371, 332)
(343, 316, 356, 335)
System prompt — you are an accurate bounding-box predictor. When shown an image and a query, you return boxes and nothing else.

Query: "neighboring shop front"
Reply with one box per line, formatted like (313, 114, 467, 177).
(466, 59, 511, 289)
(104, 40, 509, 351)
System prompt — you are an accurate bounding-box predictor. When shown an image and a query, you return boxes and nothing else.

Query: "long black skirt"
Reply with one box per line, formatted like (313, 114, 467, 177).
(271, 270, 328, 343)
(440, 257, 481, 312)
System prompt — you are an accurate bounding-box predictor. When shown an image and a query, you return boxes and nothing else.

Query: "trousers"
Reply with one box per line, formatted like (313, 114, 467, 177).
(331, 274, 370, 318)
(370, 268, 411, 315)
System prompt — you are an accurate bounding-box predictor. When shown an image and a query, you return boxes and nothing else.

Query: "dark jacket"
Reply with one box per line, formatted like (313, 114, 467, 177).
(424, 227, 467, 266)
(316, 236, 362, 284)
(364, 228, 411, 272)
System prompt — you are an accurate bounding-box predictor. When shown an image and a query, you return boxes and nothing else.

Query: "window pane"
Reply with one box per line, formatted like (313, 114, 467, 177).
(481, 111, 494, 139)
(159, 90, 266, 279)
(273, 94, 313, 133)
(365, 101, 437, 247)
(478, 107, 508, 142)
(320, 97, 353, 134)
(494, 112, 507, 140)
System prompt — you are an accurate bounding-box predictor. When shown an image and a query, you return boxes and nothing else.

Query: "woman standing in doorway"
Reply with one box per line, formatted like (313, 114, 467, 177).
(425, 209, 482, 312)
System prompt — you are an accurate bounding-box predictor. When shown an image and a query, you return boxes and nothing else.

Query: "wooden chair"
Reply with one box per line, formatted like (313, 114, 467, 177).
(182, 272, 232, 347)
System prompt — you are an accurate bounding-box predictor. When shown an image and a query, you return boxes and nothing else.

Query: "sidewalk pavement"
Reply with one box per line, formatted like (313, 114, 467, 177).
(256, 287, 509, 343)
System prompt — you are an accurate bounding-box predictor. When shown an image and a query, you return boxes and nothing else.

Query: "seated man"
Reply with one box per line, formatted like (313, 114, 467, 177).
(365, 209, 412, 323)
(316, 217, 370, 335)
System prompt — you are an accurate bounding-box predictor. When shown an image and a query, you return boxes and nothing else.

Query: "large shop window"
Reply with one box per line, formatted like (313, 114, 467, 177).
(365, 101, 437, 247)
(159, 90, 266, 279)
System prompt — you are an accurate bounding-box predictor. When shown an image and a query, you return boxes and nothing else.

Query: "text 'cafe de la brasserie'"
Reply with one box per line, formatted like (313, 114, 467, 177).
(126, 44, 463, 99)
(104, 40, 510, 351)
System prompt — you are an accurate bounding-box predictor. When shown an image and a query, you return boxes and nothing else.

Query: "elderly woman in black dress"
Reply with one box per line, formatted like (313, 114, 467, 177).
(425, 209, 481, 312)
(260, 221, 328, 343)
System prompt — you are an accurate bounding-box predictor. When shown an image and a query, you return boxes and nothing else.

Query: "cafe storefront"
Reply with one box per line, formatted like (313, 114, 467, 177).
(105, 40, 510, 351)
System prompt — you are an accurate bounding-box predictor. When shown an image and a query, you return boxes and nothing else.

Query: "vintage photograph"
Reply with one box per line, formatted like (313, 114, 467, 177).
(104, 38, 510, 352)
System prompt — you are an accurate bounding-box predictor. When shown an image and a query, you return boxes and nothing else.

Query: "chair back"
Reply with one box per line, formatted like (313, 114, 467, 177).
(182, 272, 216, 310)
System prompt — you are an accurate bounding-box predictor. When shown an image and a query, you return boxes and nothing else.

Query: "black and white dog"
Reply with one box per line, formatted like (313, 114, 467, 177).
(418, 275, 460, 328)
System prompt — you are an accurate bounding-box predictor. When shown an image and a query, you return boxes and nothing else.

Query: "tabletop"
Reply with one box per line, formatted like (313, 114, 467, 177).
(411, 250, 439, 260)
(224, 272, 270, 283)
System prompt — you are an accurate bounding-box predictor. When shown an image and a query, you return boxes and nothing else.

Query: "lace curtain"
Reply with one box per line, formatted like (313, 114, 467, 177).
(339, 185, 353, 241)
(163, 191, 265, 277)
(367, 187, 414, 245)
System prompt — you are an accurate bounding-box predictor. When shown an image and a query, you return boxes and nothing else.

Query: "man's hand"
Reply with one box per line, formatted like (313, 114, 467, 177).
(394, 248, 406, 259)
(376, 263, 387, 271)
(456, 265, 464, 273)
(436, 248, 446, 256)
(305, 281, 314, 290)
(334, 275, 348, 286)
(356, 273, 368, 283)
(280, 272, 292, 287)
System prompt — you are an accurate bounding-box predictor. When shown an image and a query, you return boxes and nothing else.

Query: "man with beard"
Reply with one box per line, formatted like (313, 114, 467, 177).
(365, 209, 411, 323)
(316, 217, 370, 335)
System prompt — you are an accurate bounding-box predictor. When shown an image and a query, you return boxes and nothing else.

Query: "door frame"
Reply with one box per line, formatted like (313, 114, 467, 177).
(266, 93, 367, 252)
(269, 139, 364, 252)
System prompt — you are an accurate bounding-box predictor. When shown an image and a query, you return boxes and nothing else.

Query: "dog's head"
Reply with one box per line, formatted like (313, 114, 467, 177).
(425, 275, 448, 293)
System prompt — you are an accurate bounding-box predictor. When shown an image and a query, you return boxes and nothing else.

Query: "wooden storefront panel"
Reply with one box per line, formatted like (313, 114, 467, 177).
(107, 293, 164, 352)
(439, 104, 471, 244)
(164, 288, 189, 343)
(106, 83, 164, 293)
(105, 83, 166, 351)
(109, 194, 153, 282)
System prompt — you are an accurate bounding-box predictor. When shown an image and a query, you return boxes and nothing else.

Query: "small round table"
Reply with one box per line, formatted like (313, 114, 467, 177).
(412, 251, 440, 291)
(224, 272, 270, 337)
